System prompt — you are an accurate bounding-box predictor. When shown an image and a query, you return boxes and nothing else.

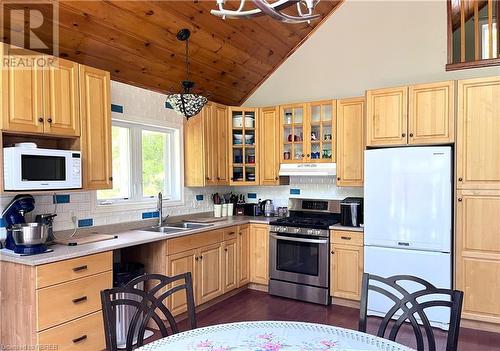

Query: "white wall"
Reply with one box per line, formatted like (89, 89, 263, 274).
(244, 0, 500, 107)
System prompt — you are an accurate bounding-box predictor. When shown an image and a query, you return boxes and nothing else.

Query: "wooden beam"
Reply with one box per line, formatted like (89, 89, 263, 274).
(488, 0, 493, 58)
(461, 0, 466, 62)
(447, 0, 453, 64)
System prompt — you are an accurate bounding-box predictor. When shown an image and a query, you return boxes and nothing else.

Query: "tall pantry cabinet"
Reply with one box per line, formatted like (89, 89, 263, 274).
(455, 76, 500, 326)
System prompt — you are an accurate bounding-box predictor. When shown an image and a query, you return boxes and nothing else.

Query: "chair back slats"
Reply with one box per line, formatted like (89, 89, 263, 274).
(359, 273, 464, 351)
(101, 272, 197, 351)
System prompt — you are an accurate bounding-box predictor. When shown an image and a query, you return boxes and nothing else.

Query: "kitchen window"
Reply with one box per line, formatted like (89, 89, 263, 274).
(97, 120, 181, 206)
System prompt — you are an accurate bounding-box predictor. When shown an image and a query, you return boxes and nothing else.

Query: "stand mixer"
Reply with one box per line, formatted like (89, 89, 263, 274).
(2, 195, 49, 255)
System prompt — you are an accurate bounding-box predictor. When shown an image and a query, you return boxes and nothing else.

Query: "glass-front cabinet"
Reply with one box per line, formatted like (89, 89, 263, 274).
(280, 100, 336, 163)
(229, 107, 259, 185)
(308, 100, 336, 163)
(280, 103, 307, 162)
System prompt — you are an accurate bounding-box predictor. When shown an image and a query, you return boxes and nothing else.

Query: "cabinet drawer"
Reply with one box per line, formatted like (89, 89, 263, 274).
(331, 230, 364, 246)
(36, 252, 112, 288)
(166, 230, 223, 255)
(37, 271, 112, 331)
(223, 227, 238, 241)
(38, 311, 105, 351)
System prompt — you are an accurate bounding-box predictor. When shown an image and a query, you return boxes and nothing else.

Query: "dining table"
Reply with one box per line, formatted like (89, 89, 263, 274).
(136, 321, 414, 351)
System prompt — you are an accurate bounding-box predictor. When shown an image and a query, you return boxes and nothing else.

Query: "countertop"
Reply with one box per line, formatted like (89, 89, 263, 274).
(329, 224, 364, 232)
(0, 216, 273, 266)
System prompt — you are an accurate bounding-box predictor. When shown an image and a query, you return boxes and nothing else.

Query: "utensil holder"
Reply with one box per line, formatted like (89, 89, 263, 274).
(227, 203, 234, 217)
(214, 204, 222, 218)
(222, 204, 228, 217)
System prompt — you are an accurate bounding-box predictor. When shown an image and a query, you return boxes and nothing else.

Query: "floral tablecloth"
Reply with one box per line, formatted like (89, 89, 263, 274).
(136, 321, 414, 351)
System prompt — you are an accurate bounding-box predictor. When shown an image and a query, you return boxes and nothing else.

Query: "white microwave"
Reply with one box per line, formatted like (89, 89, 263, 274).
(3, 147, 82, 190)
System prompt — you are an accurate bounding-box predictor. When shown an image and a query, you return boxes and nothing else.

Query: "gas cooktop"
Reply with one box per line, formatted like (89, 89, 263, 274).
(269, 216, 339, 230)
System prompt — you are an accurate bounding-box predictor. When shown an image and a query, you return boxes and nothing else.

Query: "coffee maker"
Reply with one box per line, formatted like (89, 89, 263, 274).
(2, 195, 48, 254)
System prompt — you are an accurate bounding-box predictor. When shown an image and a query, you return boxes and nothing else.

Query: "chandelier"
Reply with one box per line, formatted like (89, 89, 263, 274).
(211, 0, 321, 23)
(166, 29, 208, 119)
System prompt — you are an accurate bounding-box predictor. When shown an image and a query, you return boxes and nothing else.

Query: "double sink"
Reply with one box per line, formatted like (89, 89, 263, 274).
(144, 222, 214, 235)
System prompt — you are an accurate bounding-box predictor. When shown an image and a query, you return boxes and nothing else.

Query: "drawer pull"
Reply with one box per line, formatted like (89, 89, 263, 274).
(228, 231, 236, 235)
(72, 335, 88, 343)
(72, 296, 88, 304)
(340, 236, 352, 240)
(73, 265, 88, 272)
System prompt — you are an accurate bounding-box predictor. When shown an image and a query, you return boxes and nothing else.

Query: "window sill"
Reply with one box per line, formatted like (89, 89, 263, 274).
(92, 198, 184, 213)
(446, 58, 500, 71)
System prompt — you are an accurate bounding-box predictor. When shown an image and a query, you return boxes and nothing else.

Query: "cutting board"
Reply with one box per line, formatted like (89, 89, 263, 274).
(54, 233, 117, 246)
(186, 217, 227, 223)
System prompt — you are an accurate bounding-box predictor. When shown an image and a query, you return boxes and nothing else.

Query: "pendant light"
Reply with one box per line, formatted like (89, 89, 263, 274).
(211, 0, 321, 24)
(166, 29, 208, 119)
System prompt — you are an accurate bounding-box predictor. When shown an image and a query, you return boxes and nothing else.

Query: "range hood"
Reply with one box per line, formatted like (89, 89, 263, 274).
(279, 163, 336, 176)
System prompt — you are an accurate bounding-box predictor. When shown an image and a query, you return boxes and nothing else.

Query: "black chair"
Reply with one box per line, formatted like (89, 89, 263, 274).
(359, 273, 463, 351)
(101, 272, 197, 351)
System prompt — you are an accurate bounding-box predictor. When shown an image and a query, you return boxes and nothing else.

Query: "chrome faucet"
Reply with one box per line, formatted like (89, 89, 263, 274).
(157, 192, 169, 227)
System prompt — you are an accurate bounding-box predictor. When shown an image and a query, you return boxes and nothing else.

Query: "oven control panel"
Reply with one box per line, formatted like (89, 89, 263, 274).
(269, 225, 329, 237)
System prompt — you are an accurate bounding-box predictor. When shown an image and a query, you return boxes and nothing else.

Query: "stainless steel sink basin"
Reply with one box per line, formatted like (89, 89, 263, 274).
(143, 226, 185, 234)
(166, 222, 213, 229)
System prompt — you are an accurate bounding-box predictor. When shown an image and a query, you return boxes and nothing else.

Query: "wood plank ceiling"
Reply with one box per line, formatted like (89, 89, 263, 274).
(2, 0, 342, 106)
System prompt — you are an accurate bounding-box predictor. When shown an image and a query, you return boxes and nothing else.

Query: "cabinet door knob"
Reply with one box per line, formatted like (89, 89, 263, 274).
(200, 255, 203, 260)
(330, 250, 334, 254)
(275, 177, 279, 180)
(230, 177, 233, 181)
(458, 198, 463, 202)
(337, 177, 341, 181)
(195, 256, 199, 261)
(402, 133, 406, 137)
(217, 176, 220, 180)
(301, 153, 305, 157)
(458, 177, 463, 182)
(409, 133, 414, 137)
(224, 248, 228, 252)
(206, 177, 211, 180)
(306, 154, 310, 157)
(47, 118, 52, 123)
(38, 117, 44, 122)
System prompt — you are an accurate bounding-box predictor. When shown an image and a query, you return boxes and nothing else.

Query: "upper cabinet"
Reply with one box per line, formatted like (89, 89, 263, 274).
(366, 86, 408, 146)
(79, 65, 112, 190)
(336, 97, 365, 187)
(229, 107, 258, 185)
(259, 106, 280, 186)
(366, 81, 454, 147)
(184, 103, 229, 187)
(279, 101, 336, 163)
(408, 81, 455, 145)
(44, 58, 80, 137)
(457, 77, 500, 190)
(1, 45, 80, 137)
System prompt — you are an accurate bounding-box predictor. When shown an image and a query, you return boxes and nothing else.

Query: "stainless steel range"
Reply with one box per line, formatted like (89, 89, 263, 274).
(268, 198, 341, 305)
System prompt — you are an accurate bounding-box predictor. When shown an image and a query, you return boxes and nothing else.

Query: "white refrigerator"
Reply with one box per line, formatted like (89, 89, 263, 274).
(364, 146, 452, 329)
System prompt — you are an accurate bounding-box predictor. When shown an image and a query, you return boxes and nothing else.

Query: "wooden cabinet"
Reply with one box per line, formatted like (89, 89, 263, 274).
(238, 225, 250, 286)
(366, 82, 454, 147)
(228, 107, 258, 185)
(79, 65, 112, 190)
(408, 81, 454, 145)
(279, 101, 336, 163)
(1, 46, 79, 136)
(0, 252, 112, 347)
(366, 86, 407, 146)
(455, 190, 500, 324)
(330, 230, 364, 301)
(166, 249, 197, 316)
(259, 106, 280, 185)
(457, 77, 500, 190)
(250, 224, 269, 285)
(336, 97, 365, 187)
(223, 238, 238, 293)
(197, 242, 224, 304)
(184, 103, 229, 186)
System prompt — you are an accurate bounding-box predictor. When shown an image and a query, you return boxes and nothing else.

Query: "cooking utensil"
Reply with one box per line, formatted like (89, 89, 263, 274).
(10, 223, 48, 245)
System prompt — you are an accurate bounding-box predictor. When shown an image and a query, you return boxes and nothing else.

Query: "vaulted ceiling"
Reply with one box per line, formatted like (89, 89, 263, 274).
(2, 0, 343, 105)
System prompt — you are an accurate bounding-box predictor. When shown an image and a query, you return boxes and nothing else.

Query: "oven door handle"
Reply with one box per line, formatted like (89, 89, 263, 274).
(270, 234, 328, 244)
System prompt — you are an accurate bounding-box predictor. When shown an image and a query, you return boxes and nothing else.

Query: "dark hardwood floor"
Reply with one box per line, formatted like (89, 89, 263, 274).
(173, 289, 500, 351)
